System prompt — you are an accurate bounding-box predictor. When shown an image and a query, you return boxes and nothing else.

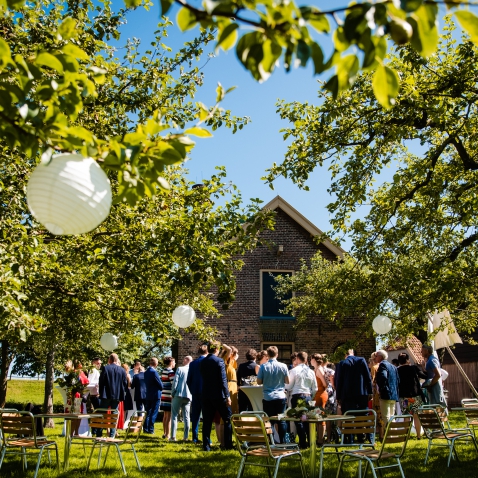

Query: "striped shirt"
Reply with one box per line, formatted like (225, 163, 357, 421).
(160, 368, 175, 409)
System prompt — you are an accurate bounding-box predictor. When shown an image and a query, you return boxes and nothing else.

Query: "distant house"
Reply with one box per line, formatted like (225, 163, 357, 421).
(178, 196, 375, 364)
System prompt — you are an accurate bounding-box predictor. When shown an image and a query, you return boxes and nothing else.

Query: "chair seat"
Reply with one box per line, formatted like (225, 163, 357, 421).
(94, 437, 123, 444)
(247, 447, 299, 457)
(346, 449, 396, 460)
(431, 432, 469, 440)
(6, 439, 56, 448)
(71, 436, 97, 442)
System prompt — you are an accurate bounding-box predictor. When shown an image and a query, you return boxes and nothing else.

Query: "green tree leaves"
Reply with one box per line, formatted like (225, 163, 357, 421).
(267, 24, 478, 334)
(455, 10, 478, 45)
(372, 64, 399, 109)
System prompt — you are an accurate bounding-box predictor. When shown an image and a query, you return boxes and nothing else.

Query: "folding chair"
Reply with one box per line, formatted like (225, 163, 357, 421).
(318, 409, 376, 478)
(86, 410, 146, 475)
(231, 412, 306, 478)
(336, 415, 412, 478)
(462, 402, 478, 438)
(417, 407, 478, 466)
(0, 411, 60, 478)
(70, 408, 118, 458)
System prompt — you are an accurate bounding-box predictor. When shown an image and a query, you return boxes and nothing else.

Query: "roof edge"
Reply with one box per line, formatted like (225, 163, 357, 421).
(263, 196, 345, 258)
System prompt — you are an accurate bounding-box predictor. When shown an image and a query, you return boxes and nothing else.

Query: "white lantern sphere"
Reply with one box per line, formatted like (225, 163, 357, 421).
(372, 315, 392, 335)
(100, 333, 118, 351)
(26, 153, 112, 235)
(172, 305, 196, 328)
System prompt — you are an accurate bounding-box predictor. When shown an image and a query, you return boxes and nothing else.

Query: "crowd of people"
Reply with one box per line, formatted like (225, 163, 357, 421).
(71, 341, 446, 450)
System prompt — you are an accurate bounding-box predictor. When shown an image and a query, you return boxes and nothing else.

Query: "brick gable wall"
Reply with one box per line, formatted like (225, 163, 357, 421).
(178, 207, 375, 362)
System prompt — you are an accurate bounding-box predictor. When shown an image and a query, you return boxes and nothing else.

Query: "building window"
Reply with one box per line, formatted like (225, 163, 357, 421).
(260, 270, 293, 318)
(262, 343, 294, 366)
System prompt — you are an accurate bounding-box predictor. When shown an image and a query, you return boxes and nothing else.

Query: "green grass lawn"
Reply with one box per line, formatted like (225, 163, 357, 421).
(5, 379, 63, 409)
(3, 380, 478, 477)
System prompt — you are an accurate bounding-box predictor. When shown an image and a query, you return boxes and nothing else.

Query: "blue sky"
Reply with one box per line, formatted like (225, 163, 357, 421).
(117, 2, 453, 250)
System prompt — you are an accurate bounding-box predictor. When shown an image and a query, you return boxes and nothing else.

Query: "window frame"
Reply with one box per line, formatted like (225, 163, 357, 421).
(259, 269, 295, 318)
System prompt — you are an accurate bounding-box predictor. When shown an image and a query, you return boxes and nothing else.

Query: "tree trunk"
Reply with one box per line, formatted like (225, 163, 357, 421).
(0, 340, 14, 408)
(43, 347, 55, 428)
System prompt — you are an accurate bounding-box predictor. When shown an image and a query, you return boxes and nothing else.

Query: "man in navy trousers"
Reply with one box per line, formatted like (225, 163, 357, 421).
(200, 341, 232, 451)
(186, 344, 208, 443)
(143, 357, 164, 434)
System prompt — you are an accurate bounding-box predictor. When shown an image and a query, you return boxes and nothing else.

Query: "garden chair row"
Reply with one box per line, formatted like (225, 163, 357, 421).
(0, 408, 146, 477)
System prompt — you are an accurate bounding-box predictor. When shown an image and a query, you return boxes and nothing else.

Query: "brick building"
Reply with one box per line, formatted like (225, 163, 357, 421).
(178, 196, 375, 364)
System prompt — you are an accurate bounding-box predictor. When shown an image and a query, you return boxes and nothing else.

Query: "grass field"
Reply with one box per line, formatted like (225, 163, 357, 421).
(3, 381, 478, 478)
(5, 379, 63, 409)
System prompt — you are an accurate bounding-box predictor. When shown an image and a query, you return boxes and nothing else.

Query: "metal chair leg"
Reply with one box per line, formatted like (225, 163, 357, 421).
(397, 458, 406, 478)
(336, 454, 345, 478)
(272, 457, 281, 478)
(115, 444, 126, 475)
(298, 453, 307, 478)
(33, 448, 44, 478)
(131, 444, 141, 470)
(86, 442, 96, 471)
(0, 446, 6, 470)
(424, 440, 432, 464)
(237, 456, 246, 478)
(22, 446, 27, 470)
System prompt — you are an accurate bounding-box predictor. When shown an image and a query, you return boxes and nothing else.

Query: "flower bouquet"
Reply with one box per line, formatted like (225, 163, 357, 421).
(284, 398, 328, 421)
(401, 398, 416, 415)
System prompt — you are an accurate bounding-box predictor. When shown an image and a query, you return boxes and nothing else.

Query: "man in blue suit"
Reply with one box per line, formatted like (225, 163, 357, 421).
(131, 368, 146, 411)
(186, 344, 208, 443)
(336, 349, 372, 412)
(143, 357, 164, 434)
(200, 341, 232, 451)
(98, 353, 128, 437)
(336, 349, 373, 443)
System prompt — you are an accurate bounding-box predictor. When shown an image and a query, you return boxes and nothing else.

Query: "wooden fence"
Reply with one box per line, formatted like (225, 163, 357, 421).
(443, 361, 478, 407)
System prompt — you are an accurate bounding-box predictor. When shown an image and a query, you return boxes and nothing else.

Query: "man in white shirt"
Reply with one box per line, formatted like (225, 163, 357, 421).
(286, 351, 317, 449)
(87, 357, 102, 411)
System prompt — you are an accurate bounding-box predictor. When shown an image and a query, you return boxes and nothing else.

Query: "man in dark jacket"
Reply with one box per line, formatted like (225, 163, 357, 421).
(200, 341, 232, 451)
(131, 369, 147, 411)
(335, 349, 373, 412)
(237, 348, 258, 412)
(375, 349, 400, 425)
(98, 353, 128, 437)
(186, 344, 208, 443)
(143, 357, 164, 434)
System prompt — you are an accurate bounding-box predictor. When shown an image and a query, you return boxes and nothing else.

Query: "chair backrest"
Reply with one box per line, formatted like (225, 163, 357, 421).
(463, 407, 478, 424)
(89, 408, 119, 432)
(461, 398, 478, 407)
(420, 405, 450, 428)
(341, 409, 377, 444)
(0, 411, 39, 446)
(379, 415, 413, 459)
(417, 407, 446, 438)
(232, 413, 273, 456)
(124, 410, 146, 443)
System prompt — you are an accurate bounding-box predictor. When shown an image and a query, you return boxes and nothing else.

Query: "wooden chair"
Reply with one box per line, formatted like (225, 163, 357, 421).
(70, 408, 118, 457)
(231, 412, 306, 478)
(336, 415, 412, 478)
(417, 407, 478, 466)
(318, 409, 376, 478)
(86, 410, 146, 475)
(461, 402, 478, 438)
(0, 411, 59, 478)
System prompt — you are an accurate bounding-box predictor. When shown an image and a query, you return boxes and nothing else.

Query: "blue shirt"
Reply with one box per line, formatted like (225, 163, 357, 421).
(258, 359, 289, 401)
(425, 355, 440, 380)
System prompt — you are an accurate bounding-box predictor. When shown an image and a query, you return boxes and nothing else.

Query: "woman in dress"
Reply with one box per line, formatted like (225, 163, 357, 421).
(370, 352, 384, 439)
(310, 353, 328, 446)
(322, 357, 337, 443)
(397, 352, 427, 438)
(160, 356, 176, 439)
(255, 350, 268, 374)
(122, 363, 134, 428)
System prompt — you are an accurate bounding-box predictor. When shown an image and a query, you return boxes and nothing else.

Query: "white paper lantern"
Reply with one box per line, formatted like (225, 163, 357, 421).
(100, 332, 118, 351)
(27, 153, 112, 235)
(372, 315, 392, 335)
(172, 305, 196, 328)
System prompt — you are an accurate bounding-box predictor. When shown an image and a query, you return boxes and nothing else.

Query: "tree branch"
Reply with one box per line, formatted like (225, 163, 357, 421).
(450, 136, 478, 171)
(449, 232, 478, 262)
